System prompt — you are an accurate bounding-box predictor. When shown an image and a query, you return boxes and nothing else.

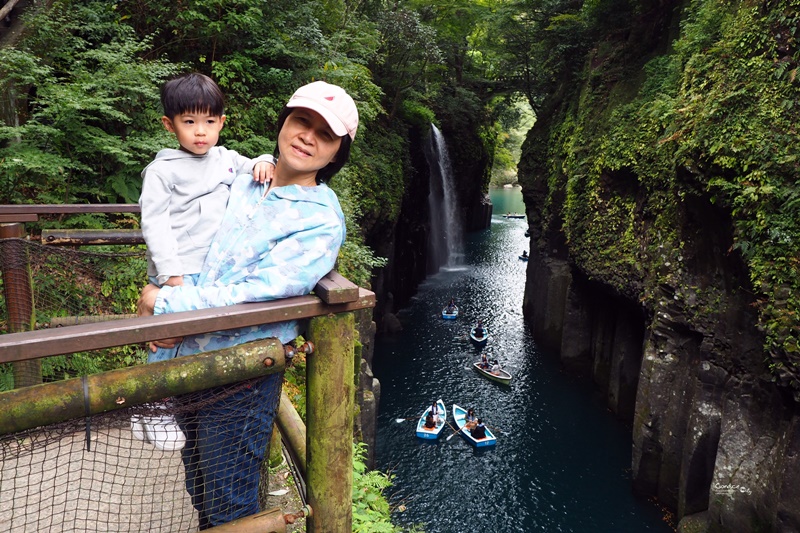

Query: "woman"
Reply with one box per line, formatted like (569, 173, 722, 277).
(424, 412, 436, 429)
(430, 401, 441, 425)
(464, 408, 477, 430)
(137, 80, 358, 529)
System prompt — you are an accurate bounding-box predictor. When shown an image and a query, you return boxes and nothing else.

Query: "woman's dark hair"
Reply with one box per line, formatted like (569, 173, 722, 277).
(161, 73, 225, 119)
(275, 106, 353, 184)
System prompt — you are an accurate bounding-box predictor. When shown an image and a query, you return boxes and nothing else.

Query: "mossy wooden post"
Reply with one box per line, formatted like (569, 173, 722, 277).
(0, 223, 41, 388)
(306, 311, 355, 532)
(268, 425, 283, 467)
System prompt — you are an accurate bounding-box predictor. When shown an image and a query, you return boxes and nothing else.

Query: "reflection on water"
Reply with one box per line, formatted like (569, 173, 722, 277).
(373, 189, 672, 532)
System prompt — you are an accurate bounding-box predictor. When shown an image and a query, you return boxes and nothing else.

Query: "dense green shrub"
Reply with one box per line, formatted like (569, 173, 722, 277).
(523, 0, 800, 395)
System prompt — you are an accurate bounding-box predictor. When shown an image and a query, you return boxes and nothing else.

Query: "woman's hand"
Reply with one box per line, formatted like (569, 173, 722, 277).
(137, 283, 160, 316)
(137, 283, 184, 352)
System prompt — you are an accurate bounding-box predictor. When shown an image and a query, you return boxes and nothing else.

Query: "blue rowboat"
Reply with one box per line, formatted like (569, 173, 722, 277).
(452, 404, 497, 447)
(469, 327, 489, 347)
(442, 305, 459, 319)
(415, 399, 446, 439)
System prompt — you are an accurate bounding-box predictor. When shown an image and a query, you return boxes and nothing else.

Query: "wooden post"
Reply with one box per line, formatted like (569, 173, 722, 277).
(269, 425, 284, 467)
(276, 390, 307, 477)
(306, 312, 355, 533)
(0, 0, 22, 22)
(0, 223, 41, 387)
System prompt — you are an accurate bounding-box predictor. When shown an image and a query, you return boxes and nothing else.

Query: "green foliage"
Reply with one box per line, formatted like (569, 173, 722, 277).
(283, 353, 307, 420)
(98, 249, 150, 315)
(526, 0, 800, 393)
(0, 365, 13, 391)
(0, 0, 511, 402)
(0, 2, 177, 205)
(337, 239, 388, 289)
(491, 98, 536, 185)
(0, 345, 149, 392)
(282, 370, 413, 531)
(333, 124, 407, 239)
(371, 5, 444, 121)
(399, 98, 437, 130)
(352, 442, 410, 532)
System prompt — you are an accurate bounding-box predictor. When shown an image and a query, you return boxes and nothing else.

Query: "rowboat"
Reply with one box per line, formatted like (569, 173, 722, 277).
(519, 254, 528, 261)
(442, 305, 459, 319)
(472, 362, 512, 385)
(415, 399, 446, 439)
(469, 327, 489, 347)
(503, 213, 525, 219)
(452, 404, 496, 447)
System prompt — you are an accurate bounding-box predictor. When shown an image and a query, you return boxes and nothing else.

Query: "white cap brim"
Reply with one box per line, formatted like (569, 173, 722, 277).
(286, 96, 350, 139)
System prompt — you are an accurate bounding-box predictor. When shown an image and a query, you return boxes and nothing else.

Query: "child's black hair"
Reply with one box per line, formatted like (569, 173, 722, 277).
(161, 73, 225, 119)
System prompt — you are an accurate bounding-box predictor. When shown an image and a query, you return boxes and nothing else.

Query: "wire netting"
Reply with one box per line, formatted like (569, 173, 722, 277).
(0, 238, 148, 389)
(0, 238, 288, 531)
(0, 378, 283, 532)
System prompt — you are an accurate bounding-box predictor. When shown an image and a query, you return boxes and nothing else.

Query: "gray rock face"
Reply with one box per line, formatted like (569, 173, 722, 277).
(521, 249, 800, 532)
(354, 310, 380, 468)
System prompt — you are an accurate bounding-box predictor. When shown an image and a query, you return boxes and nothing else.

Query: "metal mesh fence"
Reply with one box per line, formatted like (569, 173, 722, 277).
(0, 237, 147, 389)
(0, 377, 283, 532)
(0, 238, 288, 531)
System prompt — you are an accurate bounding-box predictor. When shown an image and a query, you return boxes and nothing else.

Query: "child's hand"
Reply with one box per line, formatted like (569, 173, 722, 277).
(164, 276, 183, 287)
(253, 160, 275, 184)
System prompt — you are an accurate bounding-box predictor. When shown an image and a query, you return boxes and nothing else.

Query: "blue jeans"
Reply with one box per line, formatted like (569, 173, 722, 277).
(146, 273, 200, 363)
(176, 373, 283, 529)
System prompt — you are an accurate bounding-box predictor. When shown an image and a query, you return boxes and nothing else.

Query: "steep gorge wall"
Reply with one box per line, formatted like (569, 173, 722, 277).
(523, 243, 800, 531)
(518, 1, 800, 531)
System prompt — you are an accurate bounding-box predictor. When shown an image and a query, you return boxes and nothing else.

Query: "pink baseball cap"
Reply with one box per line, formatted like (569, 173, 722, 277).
(286, 81, 359, 140)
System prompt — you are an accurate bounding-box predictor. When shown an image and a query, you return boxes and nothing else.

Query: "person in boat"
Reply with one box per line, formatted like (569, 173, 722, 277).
(446, 298, 456, 313)
(464, 408, 478, 430)
(521, 250, 528, 258)
(430, 402, 441, 424)
(470, 419, 487, 439)
(424, 412, 436, 429)
(480, 352, 489, 369)
(491, 361, 502, 375)
(474, 321, 485, 338)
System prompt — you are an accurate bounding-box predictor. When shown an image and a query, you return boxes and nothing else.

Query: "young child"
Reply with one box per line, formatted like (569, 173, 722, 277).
(134, 72, 275, 450)
(140, 72, 275, 299)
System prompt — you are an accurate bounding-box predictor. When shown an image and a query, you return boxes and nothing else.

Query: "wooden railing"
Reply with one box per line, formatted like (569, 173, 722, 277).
(0, 208, 376, 532)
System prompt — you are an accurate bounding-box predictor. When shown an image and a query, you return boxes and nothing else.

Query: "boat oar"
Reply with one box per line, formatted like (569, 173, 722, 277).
(446, 421, 462, 440)
(394, 416, 417, 423)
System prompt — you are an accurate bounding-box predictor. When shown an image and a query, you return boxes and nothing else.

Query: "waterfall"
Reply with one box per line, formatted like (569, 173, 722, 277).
(425, 124, 463, 272)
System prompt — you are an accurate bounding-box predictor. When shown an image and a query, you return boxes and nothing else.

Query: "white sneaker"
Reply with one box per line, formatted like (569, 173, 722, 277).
(143, 415, 186, 451)
(130, 415, 149, 443)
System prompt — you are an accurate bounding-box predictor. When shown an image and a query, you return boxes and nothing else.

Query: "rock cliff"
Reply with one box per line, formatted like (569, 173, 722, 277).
(517, 1, 800, 531)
